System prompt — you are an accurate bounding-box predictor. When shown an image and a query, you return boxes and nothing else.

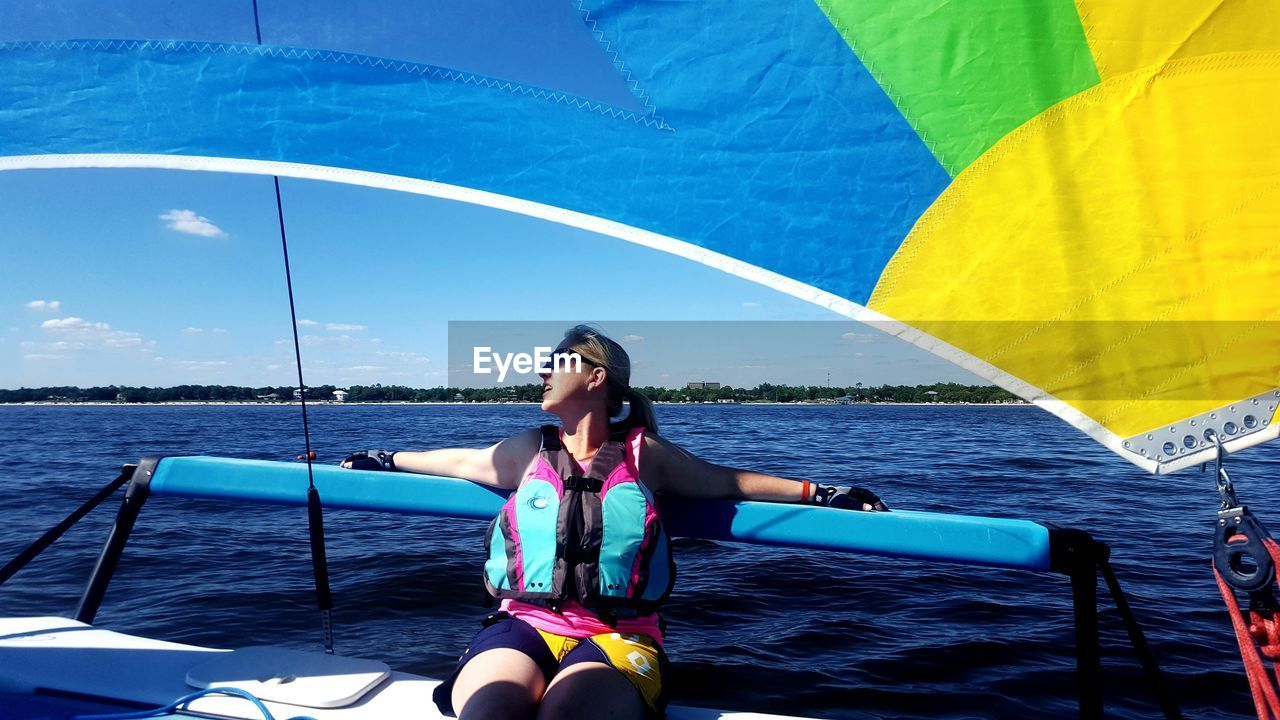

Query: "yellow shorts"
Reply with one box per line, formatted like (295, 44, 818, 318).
(534, 627, 667, 715)
(435, 614, 669, 718)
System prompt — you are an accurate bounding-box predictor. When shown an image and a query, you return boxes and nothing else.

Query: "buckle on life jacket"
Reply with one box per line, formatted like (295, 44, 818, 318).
(564, 475, 603, 492)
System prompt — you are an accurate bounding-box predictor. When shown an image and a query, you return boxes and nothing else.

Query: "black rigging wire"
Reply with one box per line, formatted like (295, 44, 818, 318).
(273, 178, 316, 488)
(255, 0, 335, 655)
(273, 177, 335, 654)
(251, 0, 263, 45)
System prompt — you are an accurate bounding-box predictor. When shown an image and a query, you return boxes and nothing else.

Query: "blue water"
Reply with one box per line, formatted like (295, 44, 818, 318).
(1, 404, 1277, 719)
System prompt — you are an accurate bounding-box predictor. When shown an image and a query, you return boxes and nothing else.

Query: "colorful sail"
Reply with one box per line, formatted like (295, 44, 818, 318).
(0, 1, 1276, 473)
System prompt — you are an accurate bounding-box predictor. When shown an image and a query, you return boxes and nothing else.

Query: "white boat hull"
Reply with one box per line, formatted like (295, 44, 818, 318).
(0, 616, 811, 719)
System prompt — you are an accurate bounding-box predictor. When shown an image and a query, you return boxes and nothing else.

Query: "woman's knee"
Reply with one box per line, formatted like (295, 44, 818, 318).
(452, 648, 546, 720)
(535, 662, 648, 720)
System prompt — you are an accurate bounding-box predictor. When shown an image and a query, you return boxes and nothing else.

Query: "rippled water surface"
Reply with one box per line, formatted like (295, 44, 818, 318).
(2, 403, 1278, 718)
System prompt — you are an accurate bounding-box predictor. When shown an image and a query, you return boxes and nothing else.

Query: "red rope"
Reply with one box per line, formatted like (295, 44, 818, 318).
(1215, 537, 1280, 719)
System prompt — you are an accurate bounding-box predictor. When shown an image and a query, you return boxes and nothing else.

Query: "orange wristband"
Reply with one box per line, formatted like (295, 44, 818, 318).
(801, 479, 811, 504)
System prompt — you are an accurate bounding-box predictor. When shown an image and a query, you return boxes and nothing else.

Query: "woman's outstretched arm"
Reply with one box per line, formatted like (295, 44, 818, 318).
(344, 428, 540, 489)
(640, 433, 887, 510)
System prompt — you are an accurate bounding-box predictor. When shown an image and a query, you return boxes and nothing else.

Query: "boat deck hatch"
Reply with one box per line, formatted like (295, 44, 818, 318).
(186, 646, 391, 708)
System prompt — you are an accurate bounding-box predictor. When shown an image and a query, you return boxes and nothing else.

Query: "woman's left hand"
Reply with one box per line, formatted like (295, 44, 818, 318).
(814, 484, 889, 512)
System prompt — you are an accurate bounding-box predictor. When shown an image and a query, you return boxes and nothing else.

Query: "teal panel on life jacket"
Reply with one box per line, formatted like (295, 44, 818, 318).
(483, 518, 510, 592)
(514, 479, 559, 593)
(641, 529, 672, 603)
(599, 482, 649, 598)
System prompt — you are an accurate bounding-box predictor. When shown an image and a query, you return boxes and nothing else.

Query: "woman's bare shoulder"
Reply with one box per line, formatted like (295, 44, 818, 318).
(495, 427, 541, 458)
(507, 426, 543, 444)
(640, 431, 702, 493)
(491, 427, 542, 477)
(641, 431, 694, 459)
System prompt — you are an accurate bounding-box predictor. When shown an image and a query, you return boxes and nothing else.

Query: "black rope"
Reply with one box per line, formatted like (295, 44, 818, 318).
(1099, 560, 1182, 719)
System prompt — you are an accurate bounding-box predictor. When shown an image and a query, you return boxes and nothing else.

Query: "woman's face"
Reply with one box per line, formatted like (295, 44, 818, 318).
(538, 343, 603, 415)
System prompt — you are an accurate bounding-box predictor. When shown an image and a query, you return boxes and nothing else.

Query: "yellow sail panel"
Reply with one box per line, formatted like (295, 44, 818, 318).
(869, 52, 1280, 468)
(1075, 0, 1280, 79)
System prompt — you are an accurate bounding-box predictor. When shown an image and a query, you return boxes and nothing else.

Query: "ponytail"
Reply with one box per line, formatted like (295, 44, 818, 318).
(611, 387, 660, 436)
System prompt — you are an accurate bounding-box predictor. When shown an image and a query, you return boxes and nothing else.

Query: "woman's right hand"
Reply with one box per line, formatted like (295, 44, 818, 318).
(341, 450, 399, 471)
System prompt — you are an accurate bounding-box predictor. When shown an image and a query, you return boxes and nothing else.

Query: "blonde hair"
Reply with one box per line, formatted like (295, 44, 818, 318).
(561, 324, 659, 435)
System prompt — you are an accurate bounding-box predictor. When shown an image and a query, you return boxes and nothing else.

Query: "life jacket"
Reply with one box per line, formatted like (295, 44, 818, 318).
(483, 425, 675, 614)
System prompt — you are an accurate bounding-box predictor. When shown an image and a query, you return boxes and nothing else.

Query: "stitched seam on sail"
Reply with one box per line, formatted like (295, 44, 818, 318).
(1097, 304, 1280, 428)
(988, 178, 1280, 363)
(573, 0, 668, 130)
(0, 39, 672, 130)
(810, 0, 954, 177)
(1074, 4, 1110, 80)
(869, 63, 1097, 306)
(1044, 237, 1280, 398)
(871, 53, 1280, 311)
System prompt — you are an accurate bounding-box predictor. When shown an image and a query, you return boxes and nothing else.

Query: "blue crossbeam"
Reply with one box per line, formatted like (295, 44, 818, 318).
(149, 456, 1052, 572)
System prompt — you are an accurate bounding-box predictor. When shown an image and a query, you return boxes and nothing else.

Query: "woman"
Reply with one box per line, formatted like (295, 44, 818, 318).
(343, 324, 886, 720)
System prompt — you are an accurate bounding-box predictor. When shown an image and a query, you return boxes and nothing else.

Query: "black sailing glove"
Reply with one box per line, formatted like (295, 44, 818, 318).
(813, 484, 889, 512)
(341, 450, 399, 471)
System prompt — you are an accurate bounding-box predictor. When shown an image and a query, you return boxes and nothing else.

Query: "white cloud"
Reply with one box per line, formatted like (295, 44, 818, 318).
(37, 316, 144, 350)
(341, 365, 384, 372)
(302, 334, 359, 348)
(327, 323, 366, 332)
(742, 301, 762, 308)
(43, 317, 108, 331)
(621, 334, 644, 343)
(160, 209, 226, 238)
(183, 327, 203, 334)
(298, 319, 319, 327)
(104, 335, 143, 348)
(172, 360, 230, 369)
(25, 300, 61, 311)
(374, 349, 430, 364)
(23, 353, 64, 360)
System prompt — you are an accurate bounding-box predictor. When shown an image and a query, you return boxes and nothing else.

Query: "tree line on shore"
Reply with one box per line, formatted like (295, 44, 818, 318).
(0, 382, 1021, 405)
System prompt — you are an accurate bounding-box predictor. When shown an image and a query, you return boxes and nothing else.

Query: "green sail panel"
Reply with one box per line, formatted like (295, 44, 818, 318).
(817, 0, 1100, 174)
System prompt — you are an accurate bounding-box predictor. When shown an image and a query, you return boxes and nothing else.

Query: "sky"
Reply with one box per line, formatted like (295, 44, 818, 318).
(0, 168, 985, 390)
